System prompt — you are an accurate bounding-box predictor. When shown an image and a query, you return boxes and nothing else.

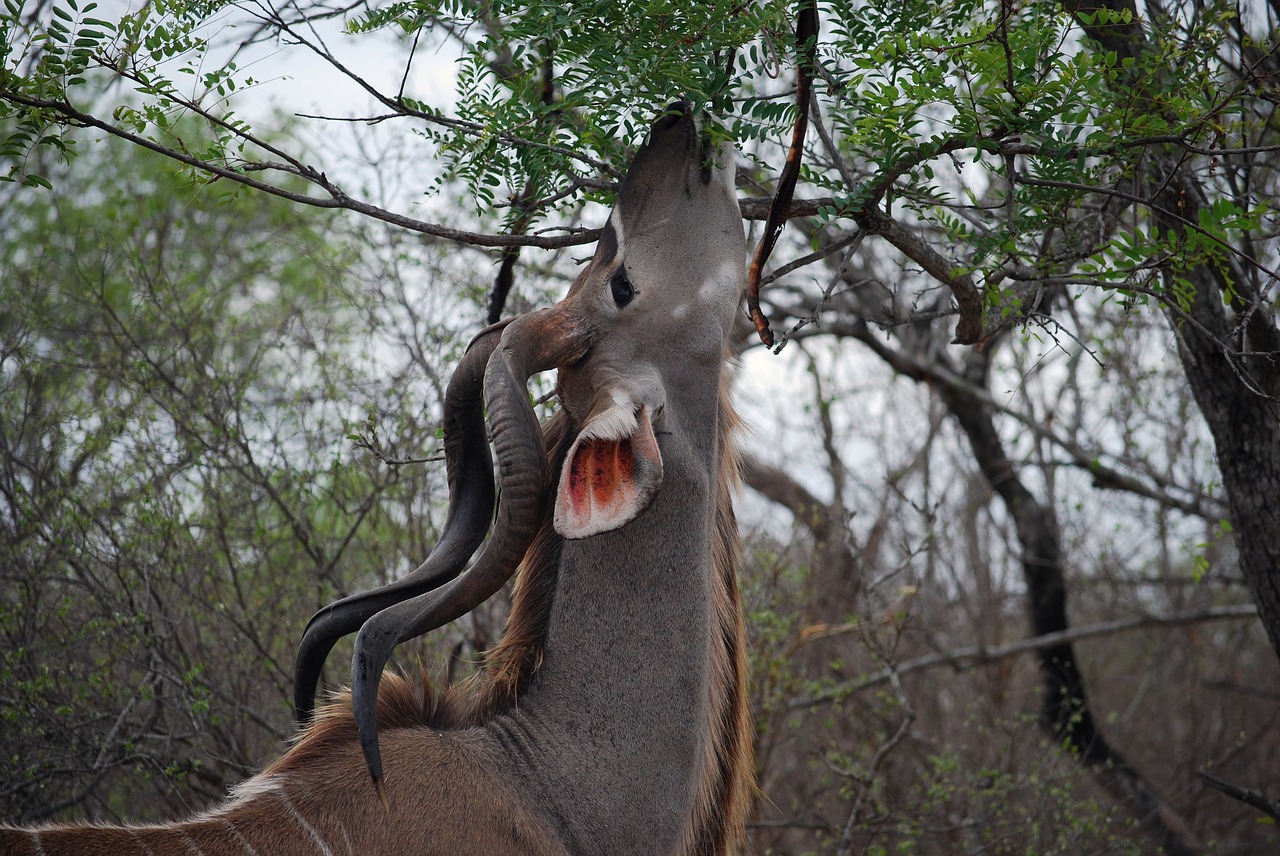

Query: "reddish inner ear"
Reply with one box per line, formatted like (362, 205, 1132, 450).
(567, 436, 634, 515)
(555, 405, 662, 539)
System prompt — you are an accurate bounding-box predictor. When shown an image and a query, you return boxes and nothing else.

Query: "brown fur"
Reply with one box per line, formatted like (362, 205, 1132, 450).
(275, 376, 755, 854)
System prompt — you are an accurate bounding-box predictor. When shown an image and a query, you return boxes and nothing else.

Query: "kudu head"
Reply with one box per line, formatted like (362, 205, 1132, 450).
(552, 105, 745, 537)
(293, 101, 746, 792)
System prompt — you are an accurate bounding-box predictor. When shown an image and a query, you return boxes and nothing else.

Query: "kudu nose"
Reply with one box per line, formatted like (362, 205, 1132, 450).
(654, 100, 693, 131)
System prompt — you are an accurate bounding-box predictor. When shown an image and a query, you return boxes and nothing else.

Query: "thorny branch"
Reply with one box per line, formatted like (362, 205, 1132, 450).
(0, 91, 603, 249)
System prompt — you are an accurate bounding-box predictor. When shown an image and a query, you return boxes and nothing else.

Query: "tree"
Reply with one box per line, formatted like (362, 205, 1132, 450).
(0, 128, 485, 820)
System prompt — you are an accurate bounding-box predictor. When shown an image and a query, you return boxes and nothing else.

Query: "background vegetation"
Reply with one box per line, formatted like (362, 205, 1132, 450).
(3, 0, 1279, 852)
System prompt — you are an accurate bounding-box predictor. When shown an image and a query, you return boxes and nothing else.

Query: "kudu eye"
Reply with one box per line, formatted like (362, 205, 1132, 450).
(609, 268, 635, 308)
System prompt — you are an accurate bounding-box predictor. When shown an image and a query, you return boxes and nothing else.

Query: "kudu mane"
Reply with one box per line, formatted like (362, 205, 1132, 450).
(277, 371, 753, 854)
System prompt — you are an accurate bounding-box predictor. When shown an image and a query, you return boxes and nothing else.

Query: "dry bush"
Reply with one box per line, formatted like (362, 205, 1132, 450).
(743, 527, 1280, 855)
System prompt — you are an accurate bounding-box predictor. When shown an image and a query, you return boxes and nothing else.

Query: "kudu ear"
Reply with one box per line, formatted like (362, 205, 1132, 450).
(554, 403, 663, 539)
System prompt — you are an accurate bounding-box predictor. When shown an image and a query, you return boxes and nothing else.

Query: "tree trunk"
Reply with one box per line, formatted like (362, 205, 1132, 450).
(1157, 189, 1280, 659)
(1060, 0, 1280, 660)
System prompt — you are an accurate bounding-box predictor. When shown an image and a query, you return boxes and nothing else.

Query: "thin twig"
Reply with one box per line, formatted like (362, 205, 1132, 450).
(834, 669, 916, 856)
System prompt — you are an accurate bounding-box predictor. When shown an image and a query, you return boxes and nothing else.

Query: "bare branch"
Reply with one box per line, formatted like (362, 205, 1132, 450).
(0, 91, 603, 249)
(841, 319, 1229, 520)
(1198, 771, 1280, 820)
(797, 604, 1259, 708)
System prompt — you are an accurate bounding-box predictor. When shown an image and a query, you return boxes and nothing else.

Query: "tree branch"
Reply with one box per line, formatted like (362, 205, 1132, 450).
(841, 319, 1227, 520)
(1198, 771, 1280, 821)
(0, 91, 603, 249)
(796, 603, 1258, 707)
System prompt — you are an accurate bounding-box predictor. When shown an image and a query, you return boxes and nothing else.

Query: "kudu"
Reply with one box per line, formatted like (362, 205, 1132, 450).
(1, 103, 754, 856)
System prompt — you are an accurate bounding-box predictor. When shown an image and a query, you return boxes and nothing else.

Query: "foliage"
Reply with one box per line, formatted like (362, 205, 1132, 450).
(0, 129, 465, 820)
(2, 0, 1271, 282)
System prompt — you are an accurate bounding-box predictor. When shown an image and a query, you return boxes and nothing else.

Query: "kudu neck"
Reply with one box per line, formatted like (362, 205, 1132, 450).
(504, 368, 728, 854)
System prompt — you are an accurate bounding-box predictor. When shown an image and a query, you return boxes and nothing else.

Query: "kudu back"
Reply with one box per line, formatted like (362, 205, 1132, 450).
(1, 103, 753, 856)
